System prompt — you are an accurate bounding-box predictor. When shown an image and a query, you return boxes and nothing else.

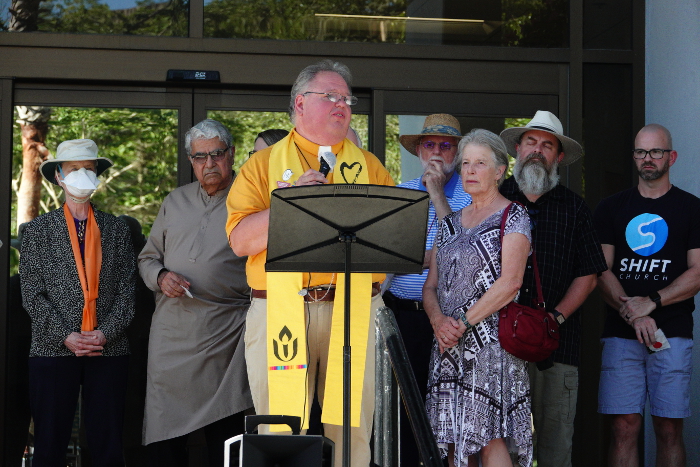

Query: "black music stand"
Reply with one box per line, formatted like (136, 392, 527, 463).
(266, 184, 429, 467)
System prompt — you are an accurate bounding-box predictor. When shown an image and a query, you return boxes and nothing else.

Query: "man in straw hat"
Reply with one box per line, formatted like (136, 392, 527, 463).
(382, 113, 470, 466)
(499, 111, 607, 467)
(20, 139, 135, 466)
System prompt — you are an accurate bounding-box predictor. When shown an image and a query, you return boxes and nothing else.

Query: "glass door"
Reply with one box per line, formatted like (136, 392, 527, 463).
(3, 83, 191, 467)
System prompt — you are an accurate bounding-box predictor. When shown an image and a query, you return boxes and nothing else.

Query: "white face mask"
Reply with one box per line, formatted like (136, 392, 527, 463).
(60, 167, 100, 199)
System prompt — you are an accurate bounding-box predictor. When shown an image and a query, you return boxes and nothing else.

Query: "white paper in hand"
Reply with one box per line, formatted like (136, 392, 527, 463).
(648, 328, 671, 352)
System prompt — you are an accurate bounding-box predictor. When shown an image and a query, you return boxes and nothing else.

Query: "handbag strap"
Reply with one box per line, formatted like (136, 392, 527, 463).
(500, 203, 545, 308)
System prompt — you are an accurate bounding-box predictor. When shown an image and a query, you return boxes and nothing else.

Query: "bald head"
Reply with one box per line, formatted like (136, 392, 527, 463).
(635, 124, 673, 150)
(633, 123, 677, 184)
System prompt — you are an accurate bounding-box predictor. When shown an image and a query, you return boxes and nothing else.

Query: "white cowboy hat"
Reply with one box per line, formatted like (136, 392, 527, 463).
(399, 114, 462, 156)
(500, 110, 583, 166)
(40, 139, 113, 185)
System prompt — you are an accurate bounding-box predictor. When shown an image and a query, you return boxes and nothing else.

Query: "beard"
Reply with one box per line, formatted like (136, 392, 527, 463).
(420, 156, 457, 176)
(513, 152, 560, 196)
(638, 159, 669, 181)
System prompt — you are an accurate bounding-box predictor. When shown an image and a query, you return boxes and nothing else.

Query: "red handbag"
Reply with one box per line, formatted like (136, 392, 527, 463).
(497, 203, 560, 362)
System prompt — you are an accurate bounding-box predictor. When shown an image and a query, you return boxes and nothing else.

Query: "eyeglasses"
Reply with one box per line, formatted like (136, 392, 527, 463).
(633, 148, 671, 159)
(248, 150, 255, 158)
(190, 147, 229, 163)
(421, 141, 454, 151)
(302, 92, 358, 106)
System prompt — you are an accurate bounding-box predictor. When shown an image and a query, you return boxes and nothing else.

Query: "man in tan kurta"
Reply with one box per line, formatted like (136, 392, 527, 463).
(139, 119, 252, 467)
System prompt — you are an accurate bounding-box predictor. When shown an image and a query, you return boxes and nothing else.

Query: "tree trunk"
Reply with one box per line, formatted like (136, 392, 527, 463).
(11, 0, 52, 228)
(16, 106, 51, 226)
(9, 0, 42, 32)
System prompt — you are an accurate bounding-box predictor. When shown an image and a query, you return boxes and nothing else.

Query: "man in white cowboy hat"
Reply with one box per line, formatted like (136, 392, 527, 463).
(382, 113, 470, 466)
(594, 124, 700, 467)
(499, 111, 607, 467)
(21, 138, 135, 466)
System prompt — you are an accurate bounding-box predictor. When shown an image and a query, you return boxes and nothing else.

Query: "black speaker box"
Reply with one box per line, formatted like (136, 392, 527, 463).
(224, 415, 334, 467)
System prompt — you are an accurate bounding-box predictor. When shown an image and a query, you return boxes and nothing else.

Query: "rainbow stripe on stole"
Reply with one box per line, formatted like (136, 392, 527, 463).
(266, 130, 373, 431)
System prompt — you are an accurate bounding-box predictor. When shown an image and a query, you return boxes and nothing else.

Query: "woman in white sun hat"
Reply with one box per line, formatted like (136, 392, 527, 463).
(20, 138, 136, 467)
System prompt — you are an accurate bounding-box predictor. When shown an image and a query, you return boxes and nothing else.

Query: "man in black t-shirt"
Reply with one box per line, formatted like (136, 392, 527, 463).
(595, 124, 700, 467)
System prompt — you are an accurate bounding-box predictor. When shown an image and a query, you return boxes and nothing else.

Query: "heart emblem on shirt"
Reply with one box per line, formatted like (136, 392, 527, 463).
(340, 162, 363, 184)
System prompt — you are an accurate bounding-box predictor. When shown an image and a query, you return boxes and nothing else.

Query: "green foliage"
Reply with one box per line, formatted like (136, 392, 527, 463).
(35, 0, 188, 35)
(502, 0, 568, 47)
(203, 0, 407, 42)
(504, 117, 530, 128)
(502, 117, 530, 177)
(4, 0, 567, 46)
(11, 106, 179, 250)
(384, 114, 400, 183)
(209, 110, 292, 172)
(8, 247, 19, 277)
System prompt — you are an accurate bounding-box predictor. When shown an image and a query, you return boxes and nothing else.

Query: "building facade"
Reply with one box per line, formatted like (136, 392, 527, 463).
(1, 0, 673, 465)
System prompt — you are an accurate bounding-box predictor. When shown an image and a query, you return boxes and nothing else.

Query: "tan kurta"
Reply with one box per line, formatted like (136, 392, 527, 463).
(139, 178, 252, 444)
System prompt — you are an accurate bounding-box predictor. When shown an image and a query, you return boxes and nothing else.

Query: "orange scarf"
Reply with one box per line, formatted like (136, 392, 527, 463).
(63, 203, 102, 331)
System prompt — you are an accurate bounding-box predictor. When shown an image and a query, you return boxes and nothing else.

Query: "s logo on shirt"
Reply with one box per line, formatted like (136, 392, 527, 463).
(625, 213, 668, 256)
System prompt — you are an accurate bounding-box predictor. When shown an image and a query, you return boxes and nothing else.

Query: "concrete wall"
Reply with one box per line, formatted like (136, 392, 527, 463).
(645, 1, 700, 465)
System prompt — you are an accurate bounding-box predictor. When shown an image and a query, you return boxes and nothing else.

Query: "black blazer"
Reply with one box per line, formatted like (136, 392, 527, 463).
(20, 206, 136, 357)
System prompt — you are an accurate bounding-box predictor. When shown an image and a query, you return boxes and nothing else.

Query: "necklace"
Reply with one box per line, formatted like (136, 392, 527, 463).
(294, 143, 314, 171)
(77, 219, 87, 243)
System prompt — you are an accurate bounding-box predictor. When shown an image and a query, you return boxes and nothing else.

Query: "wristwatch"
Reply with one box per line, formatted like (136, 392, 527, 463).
(551, 309, 566, 325)
(649, 291, 662, 310)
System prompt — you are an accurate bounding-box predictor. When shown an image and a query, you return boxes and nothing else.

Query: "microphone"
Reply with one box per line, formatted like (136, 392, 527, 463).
(319, 157, 331, 177)
(318, 147, 336, 177)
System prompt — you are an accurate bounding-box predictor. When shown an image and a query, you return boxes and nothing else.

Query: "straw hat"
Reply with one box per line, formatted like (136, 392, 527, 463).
(499, 111, 583, 166)
(399, 114, 462, 156)
(40, 139, 113, 185)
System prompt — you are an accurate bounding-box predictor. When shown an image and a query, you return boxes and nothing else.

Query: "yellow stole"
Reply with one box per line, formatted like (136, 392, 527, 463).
(63, 203, 102, 331)
(267, 130, 373, 430)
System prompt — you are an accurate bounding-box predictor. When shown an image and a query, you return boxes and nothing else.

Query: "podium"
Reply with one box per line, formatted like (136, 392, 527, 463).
(265, 184, 429, 467)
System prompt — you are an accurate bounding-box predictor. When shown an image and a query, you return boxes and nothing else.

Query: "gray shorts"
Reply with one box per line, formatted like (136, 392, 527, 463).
(598, 336, 692, 418)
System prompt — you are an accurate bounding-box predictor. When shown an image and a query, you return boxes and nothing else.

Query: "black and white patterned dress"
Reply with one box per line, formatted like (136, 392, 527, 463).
(426, 205, 533, 467)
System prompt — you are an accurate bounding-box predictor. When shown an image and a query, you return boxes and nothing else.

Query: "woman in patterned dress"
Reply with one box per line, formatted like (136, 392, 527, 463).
(423, 129, 533, 467)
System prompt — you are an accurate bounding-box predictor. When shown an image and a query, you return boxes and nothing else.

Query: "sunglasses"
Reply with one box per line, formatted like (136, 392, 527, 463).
(421, 141, 454, 151)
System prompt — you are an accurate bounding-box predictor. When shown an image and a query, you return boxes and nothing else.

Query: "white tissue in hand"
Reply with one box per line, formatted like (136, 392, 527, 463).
(648, 328, 670, 352)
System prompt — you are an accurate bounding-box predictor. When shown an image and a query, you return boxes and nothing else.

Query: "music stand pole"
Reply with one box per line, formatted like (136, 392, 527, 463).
(339, 232, 356, 467)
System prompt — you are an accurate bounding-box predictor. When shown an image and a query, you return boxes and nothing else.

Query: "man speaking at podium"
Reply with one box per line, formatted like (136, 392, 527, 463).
(226, 59, 394, 467)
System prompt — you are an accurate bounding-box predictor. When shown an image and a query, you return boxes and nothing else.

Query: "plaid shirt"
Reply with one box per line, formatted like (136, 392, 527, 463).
(500, 177, 607, 366)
